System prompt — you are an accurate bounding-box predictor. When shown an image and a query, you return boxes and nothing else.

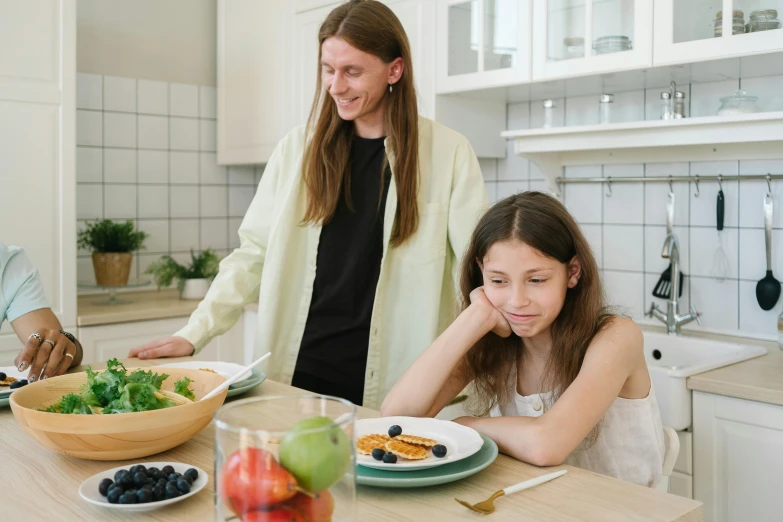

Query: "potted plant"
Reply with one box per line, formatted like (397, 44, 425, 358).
(145, 249, 221, 300)
(77, 220, 147, 286)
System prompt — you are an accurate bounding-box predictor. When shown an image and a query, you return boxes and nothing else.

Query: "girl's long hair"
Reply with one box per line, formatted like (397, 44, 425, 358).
(460, 192, 614, 417)
(301, 0, 419, 246)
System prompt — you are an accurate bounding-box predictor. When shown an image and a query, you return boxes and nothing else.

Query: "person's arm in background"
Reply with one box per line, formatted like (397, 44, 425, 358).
(129, 135, 289, 359)
(1, 244, 82, 380)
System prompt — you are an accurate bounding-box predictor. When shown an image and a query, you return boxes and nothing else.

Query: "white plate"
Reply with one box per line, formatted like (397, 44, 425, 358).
(0, 365, 29, 397)
(79, 461, 207, 511)
(356, 416, 484, 472)
(154, 360, 252, 384)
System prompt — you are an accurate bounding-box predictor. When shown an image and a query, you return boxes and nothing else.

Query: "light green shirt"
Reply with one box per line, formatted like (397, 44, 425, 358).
(175, 117, 488, 407)
(0, 242, 50, 326)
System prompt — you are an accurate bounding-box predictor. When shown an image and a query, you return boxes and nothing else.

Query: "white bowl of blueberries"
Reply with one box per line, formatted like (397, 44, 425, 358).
(78, 461, 207, 511)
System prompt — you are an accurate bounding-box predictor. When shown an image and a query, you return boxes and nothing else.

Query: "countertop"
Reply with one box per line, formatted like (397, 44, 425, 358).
(77, 290, 201, 326)
(2, 357, 703, 522)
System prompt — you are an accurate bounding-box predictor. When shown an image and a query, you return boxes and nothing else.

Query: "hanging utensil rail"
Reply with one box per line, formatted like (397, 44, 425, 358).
(556, 173, 780, 196)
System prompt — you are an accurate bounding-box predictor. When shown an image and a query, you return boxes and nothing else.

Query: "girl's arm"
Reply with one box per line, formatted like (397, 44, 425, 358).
(381, 289, 510, 418)
(455, 317, 645, 467)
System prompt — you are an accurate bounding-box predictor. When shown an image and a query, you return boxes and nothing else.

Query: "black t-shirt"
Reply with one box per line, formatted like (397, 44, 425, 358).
(293, 135, 391, 405)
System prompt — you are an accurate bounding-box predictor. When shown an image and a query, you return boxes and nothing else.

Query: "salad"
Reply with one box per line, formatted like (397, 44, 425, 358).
(40, 359, 195, 415)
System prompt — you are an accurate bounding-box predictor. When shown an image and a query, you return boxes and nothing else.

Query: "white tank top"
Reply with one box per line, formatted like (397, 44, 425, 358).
(494, 379, 665, 488)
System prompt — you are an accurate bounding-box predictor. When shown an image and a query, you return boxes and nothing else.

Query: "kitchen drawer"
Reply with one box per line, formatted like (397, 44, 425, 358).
(669, 471, 693, 499)
(674, 430, 692, 475)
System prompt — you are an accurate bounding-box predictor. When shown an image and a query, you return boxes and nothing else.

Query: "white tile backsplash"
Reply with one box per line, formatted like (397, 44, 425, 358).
(565, 95, 599, 126)
(738, 228, 783, 281)
(170, 117, 199, 151)
(138, 150, 168, 184)
(76, 76, 255, 294)
(603, 183, 644, 225)
(741, 74, 783, 113)
(478, 158, 497, 181)
(690, 226, 739, 279)
(169, 83, 199, 117)
(138, 80, 168, 115)
(103, 148, 136, 183)
(76, 147, 102, 183)
(691, 79, 739, 117)
(581, 224, 602, 268)
(604, 270, 645, 319)
(137, 115, 169, 150)
(77, 73, 102, 110)
(564, 183, 602, 224)
(103, 112, 136, 148)
(496, 181, 528, 200)
(103, 76, 136, 113)
(689, 277, 739, 331)
(603, 225, 644, 272)
(484, 181, 497, 202)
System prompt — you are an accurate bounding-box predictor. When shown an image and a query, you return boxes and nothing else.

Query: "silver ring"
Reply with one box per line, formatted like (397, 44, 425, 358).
(28, 332, 42, 343)
(65, 353, 74, 360)
(42, 339, 56, 349)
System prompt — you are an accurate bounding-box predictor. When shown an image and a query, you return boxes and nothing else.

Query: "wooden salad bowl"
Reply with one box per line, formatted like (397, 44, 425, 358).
(9, 367, 227, 461)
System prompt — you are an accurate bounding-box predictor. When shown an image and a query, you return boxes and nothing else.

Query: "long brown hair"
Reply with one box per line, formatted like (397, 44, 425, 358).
(301, 0, 419, 246)
(460, 192, 614, 417)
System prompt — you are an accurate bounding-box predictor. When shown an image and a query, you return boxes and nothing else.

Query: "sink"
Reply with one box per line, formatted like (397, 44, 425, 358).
(643, 332, 767, 430)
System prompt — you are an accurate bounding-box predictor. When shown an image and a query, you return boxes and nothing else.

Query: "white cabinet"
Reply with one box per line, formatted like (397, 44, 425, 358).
(654, 0, 783, 66)
(436, 0, 532, 93)
(292, 0, 435, 127)
(532, 0, 652, 80)
(77, 317, 245, 366)
(0, 0, 76, 359)
(693, 391, 783, 522)
(216, 0, 293, 164)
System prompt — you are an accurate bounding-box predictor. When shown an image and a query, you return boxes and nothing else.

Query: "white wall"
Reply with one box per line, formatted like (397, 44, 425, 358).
(77, 0, 216, 86)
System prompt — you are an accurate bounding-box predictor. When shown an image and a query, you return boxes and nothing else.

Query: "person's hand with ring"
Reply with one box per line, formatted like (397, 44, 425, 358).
(15, 327, 81, 382)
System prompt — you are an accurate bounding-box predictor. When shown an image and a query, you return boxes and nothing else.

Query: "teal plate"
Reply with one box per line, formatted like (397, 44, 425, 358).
(0, 394, 8, 408)
(226, 369, 265, 398)
(357, 434, 498, 488)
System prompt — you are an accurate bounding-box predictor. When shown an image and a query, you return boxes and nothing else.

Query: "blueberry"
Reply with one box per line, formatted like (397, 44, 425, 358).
(114, 469, 129, 483)
(371, 448, 385, 461)
(151, 485, 165, 501)
(184, 468, 198, 482)
(432, 444, 447, 458)
(175, 478, 191, 494)
(165, 482, 180, 496)
(129, 465, 139, 474)
(136, 489, 154, 504)
(141, 483, 154, 491)
(107, 484, 124, 497)
(98, 478, 114, 496)
(157, 478, 167, 487)
(0, 372, 6, 381)
(167, 472, 181, 482)
(133, 471, 147, 487)
(118, 472, 134, 487)
(161, 465, 175, 475)
(164, 486, 181, 500)
(106, 488, 123, 504)
(388, 425, 402, 438)
(125, 488, 137, 496)
(382, 452, 398, 464)
(181, 474, 193, 486)
(146, 467, 159, 478)
(9, 380, 27, 389)
(119, 492, 138, 504)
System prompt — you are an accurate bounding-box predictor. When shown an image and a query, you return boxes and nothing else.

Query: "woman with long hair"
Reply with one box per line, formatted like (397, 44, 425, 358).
(129, 0, 488, 409)
(382, 192, 665, 487)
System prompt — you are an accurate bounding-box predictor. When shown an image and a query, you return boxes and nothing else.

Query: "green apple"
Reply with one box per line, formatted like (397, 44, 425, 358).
(278, 416, 351, 492)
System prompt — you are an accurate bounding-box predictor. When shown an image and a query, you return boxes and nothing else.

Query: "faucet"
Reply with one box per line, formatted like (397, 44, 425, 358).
(648, 230, 701, 335)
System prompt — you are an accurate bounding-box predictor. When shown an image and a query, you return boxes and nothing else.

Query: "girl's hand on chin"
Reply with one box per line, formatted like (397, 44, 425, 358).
(469, 287, 512, 338)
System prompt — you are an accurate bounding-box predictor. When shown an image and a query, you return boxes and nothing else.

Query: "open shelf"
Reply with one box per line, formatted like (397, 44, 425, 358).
(501, 110, 783, 193)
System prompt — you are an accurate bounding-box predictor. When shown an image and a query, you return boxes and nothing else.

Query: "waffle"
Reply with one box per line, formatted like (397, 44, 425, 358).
(385, 440, 429, 460)
(356, 434, 392, 455)
(0, 376, 18, 386)
(396, 434, 438, 447)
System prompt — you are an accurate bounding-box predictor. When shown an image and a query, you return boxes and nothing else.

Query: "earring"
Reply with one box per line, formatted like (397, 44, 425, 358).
(389, 84, 393, 93)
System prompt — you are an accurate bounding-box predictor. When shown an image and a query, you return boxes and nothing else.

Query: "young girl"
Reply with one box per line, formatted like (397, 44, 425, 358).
(381, 191, 664, 488)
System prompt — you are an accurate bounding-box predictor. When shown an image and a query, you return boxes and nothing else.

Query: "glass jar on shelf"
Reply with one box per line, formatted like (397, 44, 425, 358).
(673, 91, 686, 119)
(661, 92, 673, 120)
(747, 9, 781, 32)
(563, 37, 585, 60)
(714, 10, 745, 37)
(717, 89, 759, 115)
(599, 94, 614, 124)
(542, 99, 557, 128)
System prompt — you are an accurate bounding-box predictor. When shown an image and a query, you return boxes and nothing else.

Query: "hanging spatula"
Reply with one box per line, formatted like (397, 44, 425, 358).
(652, 191, 683, 299)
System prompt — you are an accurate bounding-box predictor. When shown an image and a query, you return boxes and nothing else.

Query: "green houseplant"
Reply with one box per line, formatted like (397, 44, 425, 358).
(77, 220, 147, 286)
(145, 249, 221, 299)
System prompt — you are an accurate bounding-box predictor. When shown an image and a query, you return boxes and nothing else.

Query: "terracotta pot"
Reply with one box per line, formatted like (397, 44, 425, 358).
(181, 278, 211, 300)
(92, 252, 133, 286)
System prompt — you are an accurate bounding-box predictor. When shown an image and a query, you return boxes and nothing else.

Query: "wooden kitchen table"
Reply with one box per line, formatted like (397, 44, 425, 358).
(1, 358, 703, 522)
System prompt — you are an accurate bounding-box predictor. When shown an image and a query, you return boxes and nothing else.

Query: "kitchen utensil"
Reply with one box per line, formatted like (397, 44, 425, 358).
(756, 194, 781, 310)
(455, 469, 568, 514)
(652, 191, 684, 299)
(711, 189, 731, 281)
(9, 367, 227, 460)
(78, 461, 208, 511)
(201, 352, 270, 401)
(356, 416, 484, 471)
(718, 89, 759, 115)
(357, 433, 498, 488)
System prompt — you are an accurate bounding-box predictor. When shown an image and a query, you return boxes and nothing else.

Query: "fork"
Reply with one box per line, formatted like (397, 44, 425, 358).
(455, 469, 567, 514)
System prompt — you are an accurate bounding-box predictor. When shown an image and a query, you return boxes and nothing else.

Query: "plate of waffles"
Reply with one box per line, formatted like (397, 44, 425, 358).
(355, 416, 484, 471)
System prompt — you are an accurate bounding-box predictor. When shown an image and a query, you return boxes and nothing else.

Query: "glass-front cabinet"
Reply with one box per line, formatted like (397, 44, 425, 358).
(532, 0, 653, 80)
(654, 0, 783, 65)
(436, 0, 532, 93)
